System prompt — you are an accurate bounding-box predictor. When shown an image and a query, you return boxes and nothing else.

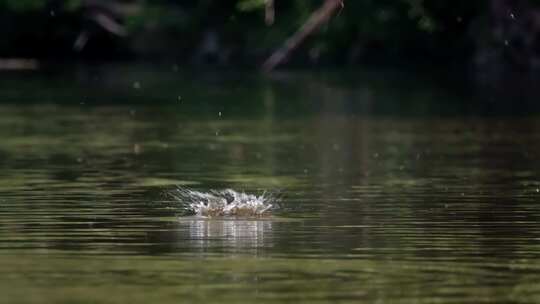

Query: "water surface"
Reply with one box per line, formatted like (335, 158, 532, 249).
(1, 66, 540, 303)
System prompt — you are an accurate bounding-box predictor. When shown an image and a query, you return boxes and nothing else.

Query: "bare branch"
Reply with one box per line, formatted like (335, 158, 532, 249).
(265, 0, 275, 25)
(262, 0, 343, 72)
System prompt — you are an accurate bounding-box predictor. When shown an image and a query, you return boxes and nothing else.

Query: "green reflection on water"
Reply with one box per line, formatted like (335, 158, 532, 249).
(2, 66, 540, 303)
(2, 254, 540, 304)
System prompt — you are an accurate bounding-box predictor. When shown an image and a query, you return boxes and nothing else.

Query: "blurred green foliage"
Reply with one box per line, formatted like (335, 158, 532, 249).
(0, 0, 534, 66)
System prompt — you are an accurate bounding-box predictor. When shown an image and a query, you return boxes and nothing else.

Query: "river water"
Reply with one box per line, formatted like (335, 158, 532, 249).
(1, 66, 540, 303)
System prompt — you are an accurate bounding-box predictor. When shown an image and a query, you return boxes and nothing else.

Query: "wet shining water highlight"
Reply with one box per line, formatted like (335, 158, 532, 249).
(171, 188, 277, 217)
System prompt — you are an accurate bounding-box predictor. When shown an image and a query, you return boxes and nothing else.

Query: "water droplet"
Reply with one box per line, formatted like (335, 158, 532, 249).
(172, 188, 275, 217)
(133, 144, 141, 155)
(218, 111, 222, 117)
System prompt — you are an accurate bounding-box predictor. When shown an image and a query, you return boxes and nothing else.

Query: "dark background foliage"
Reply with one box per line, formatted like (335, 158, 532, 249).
(1, 0, 538, 69)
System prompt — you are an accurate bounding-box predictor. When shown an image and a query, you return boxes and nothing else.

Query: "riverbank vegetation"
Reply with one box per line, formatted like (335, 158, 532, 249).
(2, 0, 540, 70)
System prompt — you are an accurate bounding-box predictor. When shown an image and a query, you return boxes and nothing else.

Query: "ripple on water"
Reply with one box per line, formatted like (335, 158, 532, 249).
(170, 188, 278, 218)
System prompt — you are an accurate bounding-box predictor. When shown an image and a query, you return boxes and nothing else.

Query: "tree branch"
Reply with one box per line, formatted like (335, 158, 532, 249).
(262, 0, 343, 72)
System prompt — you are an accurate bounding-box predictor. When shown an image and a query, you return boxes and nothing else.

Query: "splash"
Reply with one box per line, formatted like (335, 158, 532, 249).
(171, 188, 277, 217)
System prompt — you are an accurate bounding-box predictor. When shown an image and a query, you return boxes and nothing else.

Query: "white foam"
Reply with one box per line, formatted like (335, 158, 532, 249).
(171, 188, 276, 217)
